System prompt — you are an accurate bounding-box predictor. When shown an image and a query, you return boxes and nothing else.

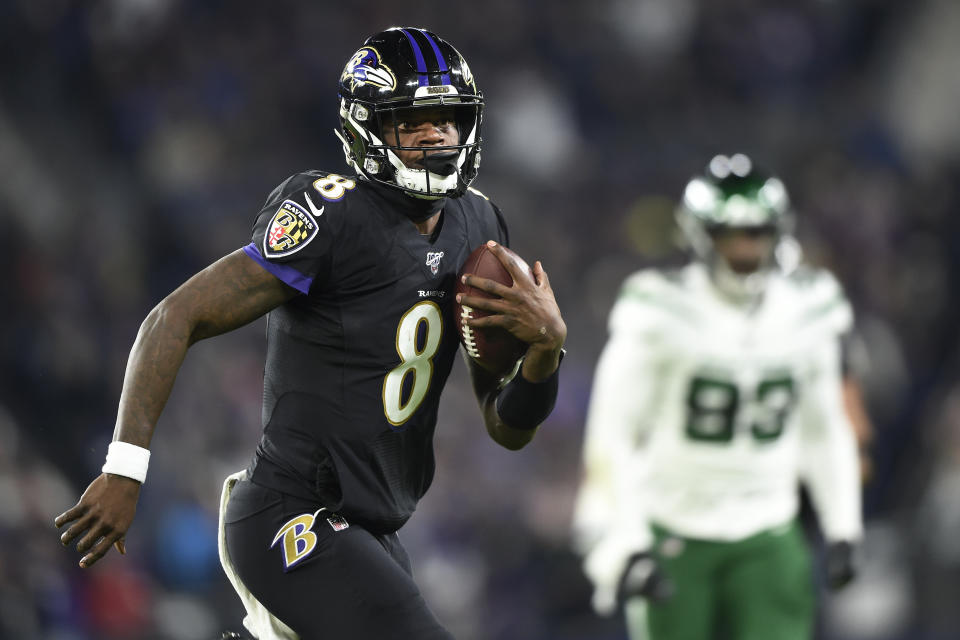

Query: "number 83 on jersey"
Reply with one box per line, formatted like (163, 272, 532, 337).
(685, 372, 796, 444)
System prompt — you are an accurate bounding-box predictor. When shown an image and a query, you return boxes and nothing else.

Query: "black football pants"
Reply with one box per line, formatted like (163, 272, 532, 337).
(224, 478, 454, 639)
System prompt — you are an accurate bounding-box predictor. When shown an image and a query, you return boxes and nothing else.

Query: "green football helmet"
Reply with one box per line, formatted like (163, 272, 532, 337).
(676, 153, 795, 301)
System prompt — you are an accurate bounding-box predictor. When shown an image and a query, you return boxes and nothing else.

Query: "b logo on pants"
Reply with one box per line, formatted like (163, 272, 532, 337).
(271, 511, 322, 571)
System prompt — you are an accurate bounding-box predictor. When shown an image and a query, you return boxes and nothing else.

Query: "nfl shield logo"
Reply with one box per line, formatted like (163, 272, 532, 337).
(326, 514, 349, 531)
(426, 251, 444, 276)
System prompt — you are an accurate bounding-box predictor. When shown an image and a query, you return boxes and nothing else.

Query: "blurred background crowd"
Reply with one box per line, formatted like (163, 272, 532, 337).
(1, 0, 958, 638)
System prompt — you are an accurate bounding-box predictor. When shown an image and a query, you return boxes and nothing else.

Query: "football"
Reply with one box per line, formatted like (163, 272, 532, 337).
(454, 244, 533, 375)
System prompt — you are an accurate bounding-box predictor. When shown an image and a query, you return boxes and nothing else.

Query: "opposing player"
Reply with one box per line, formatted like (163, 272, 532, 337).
(55, 28, 566, 639)
(572, 154, 862, 640)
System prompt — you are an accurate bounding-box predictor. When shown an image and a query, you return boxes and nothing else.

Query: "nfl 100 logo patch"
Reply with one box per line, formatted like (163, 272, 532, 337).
(426, 251, 444, 276)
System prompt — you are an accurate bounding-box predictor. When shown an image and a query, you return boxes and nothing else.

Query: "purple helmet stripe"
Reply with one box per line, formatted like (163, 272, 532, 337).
(419, 30, 452, 85)
(400, 29, 430, 87)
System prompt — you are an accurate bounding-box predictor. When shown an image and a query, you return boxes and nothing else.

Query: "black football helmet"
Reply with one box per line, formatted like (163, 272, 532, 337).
(676, 153, 795, 300)
(336, 27, 483, 199)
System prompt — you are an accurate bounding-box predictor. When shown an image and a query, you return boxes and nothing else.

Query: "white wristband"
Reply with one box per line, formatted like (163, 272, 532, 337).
(102, 441, 151, 484)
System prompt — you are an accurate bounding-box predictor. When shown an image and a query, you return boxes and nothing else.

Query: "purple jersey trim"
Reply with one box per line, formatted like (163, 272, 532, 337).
(242, 243, 313, 295)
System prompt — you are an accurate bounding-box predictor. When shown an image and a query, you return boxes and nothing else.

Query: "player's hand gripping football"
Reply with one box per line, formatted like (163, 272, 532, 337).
(457, 241, 566, 380)
(54, 473, 141, 567)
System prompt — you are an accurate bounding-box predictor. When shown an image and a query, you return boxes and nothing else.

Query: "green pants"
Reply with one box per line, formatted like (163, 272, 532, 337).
(625, 520, 814, 640)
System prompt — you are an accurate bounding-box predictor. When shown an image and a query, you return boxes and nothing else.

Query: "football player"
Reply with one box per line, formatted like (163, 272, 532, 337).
(55, 28, 566, 639)
(572, 154, 862, 640)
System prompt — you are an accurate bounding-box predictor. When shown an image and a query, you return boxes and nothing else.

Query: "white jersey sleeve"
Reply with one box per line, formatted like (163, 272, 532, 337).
(572, 271, 672, 614)
(789, 266, 853, 340)
(797, 336, 864, 542)
(780, 267, 862, 542)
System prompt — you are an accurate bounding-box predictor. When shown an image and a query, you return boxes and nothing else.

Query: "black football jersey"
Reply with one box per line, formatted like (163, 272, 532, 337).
(241, 170, 508, 533)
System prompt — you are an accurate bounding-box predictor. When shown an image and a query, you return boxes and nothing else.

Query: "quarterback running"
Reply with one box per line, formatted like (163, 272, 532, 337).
(55, 27, 566, 640)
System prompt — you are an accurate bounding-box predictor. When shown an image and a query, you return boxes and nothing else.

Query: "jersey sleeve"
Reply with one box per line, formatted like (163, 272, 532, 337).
(572, 271, 669, 614)
(243, 172, 338, 295)
(608, 270, 698, 338)
(792, 267, 854, 342)
(466, 186, 510, 247)
(575, 272, 671, 546)
(490, 201, 509, 247)
(789, 268, 863, 541)
(797, 335, 864, 543)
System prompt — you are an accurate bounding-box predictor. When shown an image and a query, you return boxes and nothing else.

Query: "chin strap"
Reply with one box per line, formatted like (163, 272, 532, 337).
(392, 160, 460, 196)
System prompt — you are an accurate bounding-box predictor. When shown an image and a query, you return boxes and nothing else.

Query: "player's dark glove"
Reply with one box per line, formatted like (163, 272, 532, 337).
(825, 541, 856, 590)
(617, 552, 674, 606)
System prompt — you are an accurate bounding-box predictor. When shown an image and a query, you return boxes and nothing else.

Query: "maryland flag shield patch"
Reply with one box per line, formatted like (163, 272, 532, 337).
(263, 200, 318, 258)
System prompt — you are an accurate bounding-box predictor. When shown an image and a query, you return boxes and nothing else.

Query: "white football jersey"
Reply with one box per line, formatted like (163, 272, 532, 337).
(574, 263, 863, 610)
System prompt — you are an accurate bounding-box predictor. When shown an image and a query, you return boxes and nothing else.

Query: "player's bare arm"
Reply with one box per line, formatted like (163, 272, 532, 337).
(459, 241, 566, 449)
(54, 249, 296, 567)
